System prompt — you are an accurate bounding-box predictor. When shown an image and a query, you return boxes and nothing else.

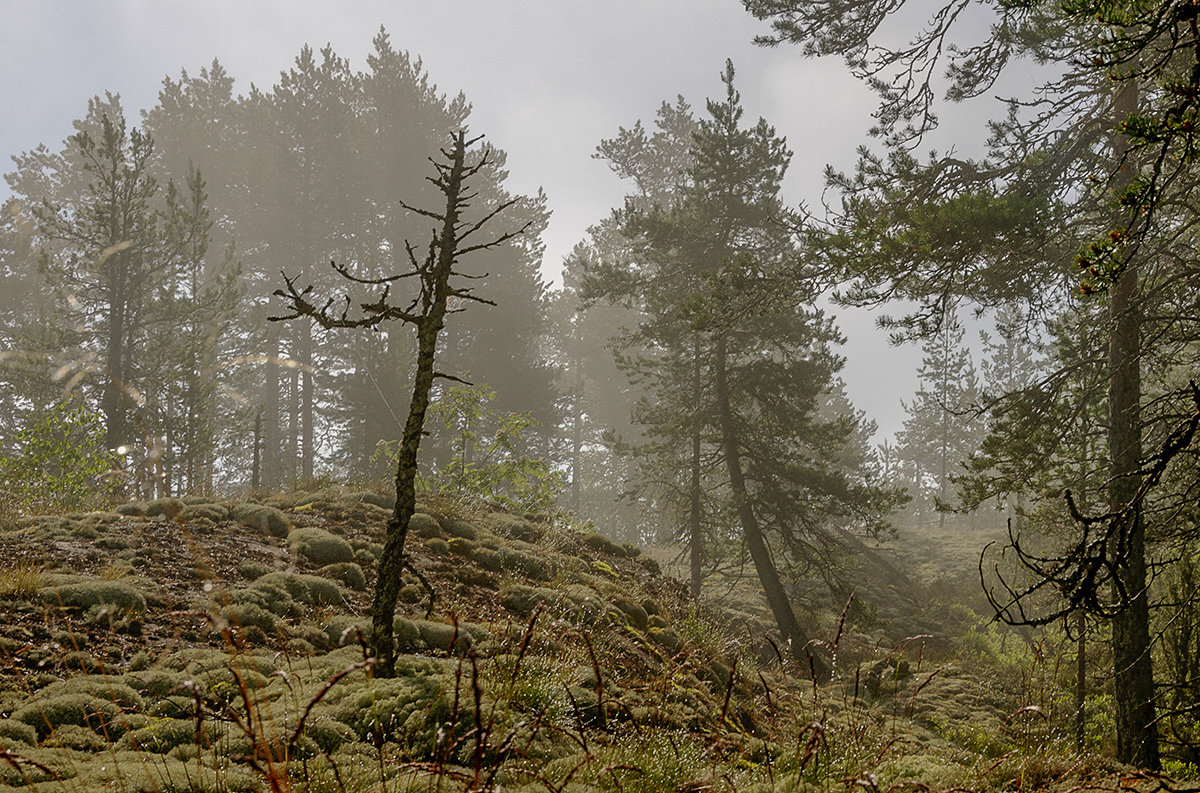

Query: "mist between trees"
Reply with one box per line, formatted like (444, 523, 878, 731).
(4, 3, 1200, 776)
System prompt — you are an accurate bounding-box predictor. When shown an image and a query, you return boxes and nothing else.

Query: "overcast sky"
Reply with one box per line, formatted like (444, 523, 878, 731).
(1, 0, 936, 441)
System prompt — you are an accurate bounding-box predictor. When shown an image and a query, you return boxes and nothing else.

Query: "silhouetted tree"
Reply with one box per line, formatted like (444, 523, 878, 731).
(894, 319, 983, 525)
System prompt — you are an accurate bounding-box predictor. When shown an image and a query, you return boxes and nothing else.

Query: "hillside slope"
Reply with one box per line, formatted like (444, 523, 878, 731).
(0, 491, 1160, 792)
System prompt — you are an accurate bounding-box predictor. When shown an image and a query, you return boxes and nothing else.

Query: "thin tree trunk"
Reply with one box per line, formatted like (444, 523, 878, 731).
(1076, 609, 1086, 754)
(570, 352, 583, 512)
(102, 270, 128, 452)
(286, 353, 300, 483)
(689, 336, 704, 599)
(713, 334, 827, 677)
(262, 330, 281, 490)
(251, 410, 262, 491)
(300, 317, 315, 482)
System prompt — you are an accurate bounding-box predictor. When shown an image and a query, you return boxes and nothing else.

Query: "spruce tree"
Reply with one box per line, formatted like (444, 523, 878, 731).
(894, 320, 983, 526)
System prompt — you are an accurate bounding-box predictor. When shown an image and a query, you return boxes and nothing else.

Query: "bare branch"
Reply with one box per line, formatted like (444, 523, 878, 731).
(455, 197, 521, 245)
(459, 220, 534, 257)
(434, 371, 474, 386)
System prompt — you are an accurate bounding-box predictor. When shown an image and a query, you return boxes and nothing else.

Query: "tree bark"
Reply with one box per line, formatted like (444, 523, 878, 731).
(713, 333, 827, 677)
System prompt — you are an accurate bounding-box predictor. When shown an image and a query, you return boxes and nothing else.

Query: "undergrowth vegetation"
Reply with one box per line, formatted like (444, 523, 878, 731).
(0, 491, 1177, 792)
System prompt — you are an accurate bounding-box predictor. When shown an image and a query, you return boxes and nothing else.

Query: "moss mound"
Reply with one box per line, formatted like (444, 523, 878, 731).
(289, 526, 355, 566)
(251, 571, 342, 607)
(230, 502, 291, 537)
(42, 580, 146, 612)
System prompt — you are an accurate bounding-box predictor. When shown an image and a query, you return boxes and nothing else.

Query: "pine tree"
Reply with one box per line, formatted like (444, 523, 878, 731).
(597, 62, 899, 671)
(893, 320, 983, 526)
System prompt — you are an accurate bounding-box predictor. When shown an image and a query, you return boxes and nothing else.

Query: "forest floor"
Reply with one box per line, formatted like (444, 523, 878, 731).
(0, 491, 1187, 792)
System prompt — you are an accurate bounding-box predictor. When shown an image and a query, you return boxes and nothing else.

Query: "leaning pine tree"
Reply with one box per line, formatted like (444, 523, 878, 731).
(596, 62, 901, 675)
(272, 131, 528, 677)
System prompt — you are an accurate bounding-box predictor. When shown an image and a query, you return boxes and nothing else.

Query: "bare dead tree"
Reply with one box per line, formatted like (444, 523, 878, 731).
(271, 130, 529, 676)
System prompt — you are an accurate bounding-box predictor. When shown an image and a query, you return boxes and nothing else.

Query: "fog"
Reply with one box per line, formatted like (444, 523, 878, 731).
(0, 1, 934, 439)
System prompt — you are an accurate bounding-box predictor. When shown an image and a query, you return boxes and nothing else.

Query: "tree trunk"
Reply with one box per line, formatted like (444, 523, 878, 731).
(1108, 267, 1157, 766)
(570, 351, 583, 512)
(102, 266, 128, 452)
(688, 336, 704, 599)
(713, 334, 827, 677)
(251, 410, 262, 491)
(262, 330, 282, 490)
(1108, 77, 1159, 770)
(300, 317, 315, 482)
(286, 353, 300, 483)
(1076, 609, 1086, 754)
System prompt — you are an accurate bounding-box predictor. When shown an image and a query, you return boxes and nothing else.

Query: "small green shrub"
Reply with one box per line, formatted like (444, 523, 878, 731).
(182, 501, 228, 523)
(146, 696, 196, 719)
(486, 512, 545, 542)
(222, 601, 278, 635)
(330, 660, 449, 748)
(638, 555, 662, 575)
(44, 723, 108, 751)
(414, 383, 565, 512)
(145, 497, 185, 519)
(648, 627, 681, 654)
(611, 596, 649, 631)
(500, 547, 549, 580)
(304, 719, 357, 753)
(39, 677, 145, 711)
(0, 396, 117, 519)
(354, 546, 378, 566)
(120, 718, 216, 753)
(237, 582, 302, 620)
(424, 537, 450, 555)
(348, 490, 393, 509)
(289, 623, 332, 652)
(289, 526, 355, 566)
(400, 583, 428, 602)
(125, 669, 186, 698)
(322, 615, 369, 648)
